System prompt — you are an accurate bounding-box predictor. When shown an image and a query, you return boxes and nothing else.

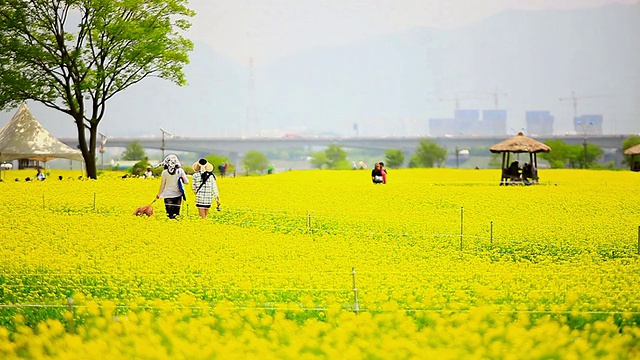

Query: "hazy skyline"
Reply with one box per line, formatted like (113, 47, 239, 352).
(1, 0, 638, 139)
(189, 0, 638, 64)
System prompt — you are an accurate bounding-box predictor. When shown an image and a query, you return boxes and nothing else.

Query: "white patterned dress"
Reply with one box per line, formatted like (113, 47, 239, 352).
(191, 171, 219, 208)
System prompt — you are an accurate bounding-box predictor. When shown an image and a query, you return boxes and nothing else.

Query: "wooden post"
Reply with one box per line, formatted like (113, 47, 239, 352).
(67, 297, 75, 334)
(490, 221, 493, 245)
(460, 207, 464, 251)
(352, 268, 359, 314)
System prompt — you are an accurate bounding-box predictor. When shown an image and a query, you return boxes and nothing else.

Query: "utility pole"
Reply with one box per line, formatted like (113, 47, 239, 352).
(98, 132, 108, 170)
(577, 120, 593, 169)
(246, 57, 258, 136)
(160, 127, 173, 160)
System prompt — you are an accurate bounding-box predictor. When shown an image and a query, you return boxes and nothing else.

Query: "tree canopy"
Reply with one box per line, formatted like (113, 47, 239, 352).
(309, 144, 349, 169)
(384, 148, 405, 168)
(243, 150, 269, 174)
(409, 140, 447, 168)
(539, 139, 603, 169)
(121, 141, 147, 161)
(0, 0, 194, 178)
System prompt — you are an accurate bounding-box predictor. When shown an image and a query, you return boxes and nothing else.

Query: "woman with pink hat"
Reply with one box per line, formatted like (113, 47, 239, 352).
(191, 158, 220, 219)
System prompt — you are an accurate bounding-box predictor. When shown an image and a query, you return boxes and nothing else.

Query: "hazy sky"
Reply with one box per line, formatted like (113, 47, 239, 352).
(188, 0, 638, 64)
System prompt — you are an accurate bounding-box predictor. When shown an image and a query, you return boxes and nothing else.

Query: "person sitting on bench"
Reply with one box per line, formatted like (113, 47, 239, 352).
(507, 161, 521, 180)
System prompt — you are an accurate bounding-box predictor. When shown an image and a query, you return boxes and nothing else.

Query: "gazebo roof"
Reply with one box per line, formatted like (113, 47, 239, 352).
(489, 132, 552, 154)
(623, 143, 640, 155)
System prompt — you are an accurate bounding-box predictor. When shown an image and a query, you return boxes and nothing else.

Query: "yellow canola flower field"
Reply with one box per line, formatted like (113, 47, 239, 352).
(0, 168, 639, 359)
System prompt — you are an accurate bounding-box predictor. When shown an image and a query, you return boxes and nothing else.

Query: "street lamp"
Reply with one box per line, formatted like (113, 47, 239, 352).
(159, 127, 174, 159)
(98, 131, 108, 170)
(577, 120, 593, 169)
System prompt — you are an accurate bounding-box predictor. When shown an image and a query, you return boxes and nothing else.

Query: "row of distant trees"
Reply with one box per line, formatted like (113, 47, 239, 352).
(119, 142, 270, 176)
(118, 135, 640, 175)
(308, 140, 448, 169)
(309, 135, 640, 170)
(535, 135, 640, 169)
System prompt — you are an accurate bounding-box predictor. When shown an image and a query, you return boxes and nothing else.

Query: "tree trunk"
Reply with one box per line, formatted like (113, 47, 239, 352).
(85, 147, 97, 179)
(74, 113, 98, 179)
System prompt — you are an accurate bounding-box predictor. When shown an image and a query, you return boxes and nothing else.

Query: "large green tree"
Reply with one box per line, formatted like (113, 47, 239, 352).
(540, 139, 603, 169)
(242, 150, 269, 174)
(309, 144, 349, 169)
(384, 148, 405, 168)
(0, 0, 194, 179)
(309, 150, 328, 169)
(121, 141, 146, 160)
(539, 140, 574, 168)
(409, 140, 447, 168)
(325, 144, 348, 169)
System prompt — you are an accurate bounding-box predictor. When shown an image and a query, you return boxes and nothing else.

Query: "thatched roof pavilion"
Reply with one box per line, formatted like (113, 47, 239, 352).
(623, 143, 640, 171)
(490, 132, 551, 185)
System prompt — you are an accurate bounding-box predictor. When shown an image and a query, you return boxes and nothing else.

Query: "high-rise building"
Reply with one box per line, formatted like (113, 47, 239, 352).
(429, 109, 508, 136)
(526, 111, 554, 136)
(454, 109, 480, 135)
(482, 110, 507, 136)
(574, 115, 603, 135)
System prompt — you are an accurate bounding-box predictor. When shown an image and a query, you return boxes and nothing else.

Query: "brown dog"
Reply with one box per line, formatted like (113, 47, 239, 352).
(133, 205, 154, 216)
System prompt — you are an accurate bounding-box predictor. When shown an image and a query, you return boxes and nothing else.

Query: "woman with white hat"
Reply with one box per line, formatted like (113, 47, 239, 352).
(155, 154, 189, 219)
(191, 158, 220, 219)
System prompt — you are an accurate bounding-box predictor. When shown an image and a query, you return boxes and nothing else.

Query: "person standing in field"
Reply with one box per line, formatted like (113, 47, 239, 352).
(371, 162, 384, 184)
(191, 158, 220, 219)
(35, 167, 46, 181)
(156, 154, 189, 219)
(379, 161, 387, 184)
(143, 166, 154, 179)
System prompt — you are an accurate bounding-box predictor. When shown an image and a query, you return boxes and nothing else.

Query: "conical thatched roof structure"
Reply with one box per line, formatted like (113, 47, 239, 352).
(623, 143, 640, 155)
(489, 132, 552, 154)
(624, 143, 640, 172)
(0, 103, 84, 162)
(489, 132, 551, 185)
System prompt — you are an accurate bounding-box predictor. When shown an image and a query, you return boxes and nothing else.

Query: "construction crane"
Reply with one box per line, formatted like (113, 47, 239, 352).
(559, 91, 612, 169)
(438, 96, 461, 110)
(558, 91, 609, 119)
(489, 88, 507, 109)
(437, 90, 506, 110)
(436, 93, 486, 110)
(462, 88, 507, 109)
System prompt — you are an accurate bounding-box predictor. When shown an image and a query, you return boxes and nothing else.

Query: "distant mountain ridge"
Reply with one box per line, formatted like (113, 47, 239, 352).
(1, 3, 638, 138)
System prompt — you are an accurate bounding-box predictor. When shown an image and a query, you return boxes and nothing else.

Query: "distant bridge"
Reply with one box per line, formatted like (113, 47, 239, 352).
(59, 134, 632, 157)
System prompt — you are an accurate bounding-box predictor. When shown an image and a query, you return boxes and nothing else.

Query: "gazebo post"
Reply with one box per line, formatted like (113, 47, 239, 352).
(500, 152, 508, 185)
